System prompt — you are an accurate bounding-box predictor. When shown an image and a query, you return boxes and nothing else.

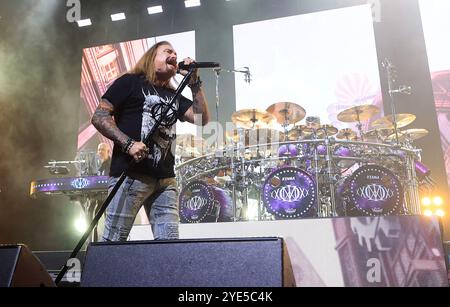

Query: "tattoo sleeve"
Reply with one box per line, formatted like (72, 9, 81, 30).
(91, 100, 130, 149)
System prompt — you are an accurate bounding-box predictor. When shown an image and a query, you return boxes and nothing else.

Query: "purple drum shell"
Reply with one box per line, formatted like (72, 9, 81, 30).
(347, 165, 403, 216)
(317, 145, 326, 155)
(179, 181, 233, 223)
(262, 167, 316, 219)
(278, 145, 288, 156)
(334, 146, 353, 158)
(278, 144, 299, 157)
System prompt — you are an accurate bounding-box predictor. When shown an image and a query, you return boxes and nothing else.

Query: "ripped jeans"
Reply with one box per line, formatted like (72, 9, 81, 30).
(101, 173, 179, 241)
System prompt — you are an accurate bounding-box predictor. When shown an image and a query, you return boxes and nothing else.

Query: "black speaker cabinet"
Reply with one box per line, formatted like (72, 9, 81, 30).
(81, 237, 295, 287)
(0, 245, 55, 287)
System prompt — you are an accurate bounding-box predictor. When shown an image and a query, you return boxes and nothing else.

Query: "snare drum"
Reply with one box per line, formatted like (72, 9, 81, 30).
(179, 181, 233, 223)
(261, 167, 317, 219)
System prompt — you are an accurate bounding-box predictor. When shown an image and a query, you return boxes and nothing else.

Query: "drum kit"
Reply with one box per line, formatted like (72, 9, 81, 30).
(176, 101, 429, 223)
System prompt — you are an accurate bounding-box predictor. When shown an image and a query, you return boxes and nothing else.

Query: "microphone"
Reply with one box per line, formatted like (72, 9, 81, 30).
(244, 67, 252, 84)
(178, 61, 220, 70)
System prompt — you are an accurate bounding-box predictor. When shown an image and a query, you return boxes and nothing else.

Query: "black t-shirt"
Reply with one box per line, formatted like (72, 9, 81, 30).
(101, 73, 192, 178)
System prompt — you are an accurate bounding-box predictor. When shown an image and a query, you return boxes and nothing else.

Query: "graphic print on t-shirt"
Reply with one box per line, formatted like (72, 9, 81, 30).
(141, 89, 177, 167)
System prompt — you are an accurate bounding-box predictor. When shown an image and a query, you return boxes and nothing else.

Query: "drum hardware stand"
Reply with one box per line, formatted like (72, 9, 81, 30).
(405, 152, 421, 214)
(55, 69, 196, 285)
(324, 137, 338, 217)
(311, 140, 323, 217)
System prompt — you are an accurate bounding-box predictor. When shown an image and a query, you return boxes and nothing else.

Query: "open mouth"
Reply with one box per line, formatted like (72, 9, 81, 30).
(166, 58, 177, 67)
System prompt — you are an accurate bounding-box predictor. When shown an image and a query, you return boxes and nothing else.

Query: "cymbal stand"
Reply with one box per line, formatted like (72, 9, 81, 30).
(355, 109, 365, 142)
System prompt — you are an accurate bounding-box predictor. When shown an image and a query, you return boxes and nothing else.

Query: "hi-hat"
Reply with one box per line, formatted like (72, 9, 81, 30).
(337, 105, 380, 123)
(336, 128, 357, 140)
(231, 109, 275, 129)
(371, 114, 416, 130)
(386, 128, 429, 142)
(266, 102, 306, 125)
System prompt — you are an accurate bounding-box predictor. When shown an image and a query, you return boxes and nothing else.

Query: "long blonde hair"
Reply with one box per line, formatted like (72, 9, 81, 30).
(129, 41, 174, 88)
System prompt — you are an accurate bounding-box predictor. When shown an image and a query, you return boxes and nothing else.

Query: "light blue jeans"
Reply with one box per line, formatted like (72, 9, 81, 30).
(101, 173, 179, 241)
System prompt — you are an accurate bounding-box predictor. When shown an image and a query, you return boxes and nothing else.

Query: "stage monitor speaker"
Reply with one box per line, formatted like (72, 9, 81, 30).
(0, 245, 55, 287)
(81, 237, 295, 287)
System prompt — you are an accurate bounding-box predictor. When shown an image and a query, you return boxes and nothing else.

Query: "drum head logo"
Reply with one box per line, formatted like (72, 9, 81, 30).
(349, 165, 403, 216)
(262, 167, 316, 219)
(179, 181, 213, 223)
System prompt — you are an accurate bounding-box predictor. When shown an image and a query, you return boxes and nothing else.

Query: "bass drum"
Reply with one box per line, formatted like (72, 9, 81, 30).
(179, 181, 233, 223)
(262, 166, 317, 219)
(337, 165, 404, 216)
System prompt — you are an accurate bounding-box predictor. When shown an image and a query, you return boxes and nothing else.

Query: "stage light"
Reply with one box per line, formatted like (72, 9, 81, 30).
(111, 13, 126, 21)
(435, 209, 445, 217)
(185, 0, 201, 8)
(76, 18, 92, 27)
(422, 197, 432, 206)
(74, 216, 87, 233)
(147, 5, 163, 14)
(423, 209, 433, 217)
(433, 196, 443, 206)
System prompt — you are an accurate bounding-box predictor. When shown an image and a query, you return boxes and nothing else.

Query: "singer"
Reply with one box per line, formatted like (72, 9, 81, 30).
(91, 41, 210, 241)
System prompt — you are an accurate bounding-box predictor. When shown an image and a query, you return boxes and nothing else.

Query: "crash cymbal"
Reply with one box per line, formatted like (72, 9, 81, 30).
(336, 128, 357, 140)
(386, 128, 429, 142)
(231, 109, 275, 129)
(371, 114, 416, 130)
(266, 102, 306, 125)
(364, 128, 394, 140)
(337, 105, 380, 123)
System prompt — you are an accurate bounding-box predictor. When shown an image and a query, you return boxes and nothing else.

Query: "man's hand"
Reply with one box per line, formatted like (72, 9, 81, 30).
(178, 57, 199, 81)
(128, 142, 150, 162)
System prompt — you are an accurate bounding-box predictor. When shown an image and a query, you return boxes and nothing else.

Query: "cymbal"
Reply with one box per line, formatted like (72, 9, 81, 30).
(337, 105, 380, 123)
(386, 129, 429, 142)
(231, 109, 275, 129)
(336, 128, 357, 140)
(364, 128, 394, 140)
(318, 124, 338, 136)
(226, 128, 282, 144)
(176, 134, 207, 149)
(287, 125, 314, 140)
(371, 114, 416, 130)
(266, 102, 306, 125)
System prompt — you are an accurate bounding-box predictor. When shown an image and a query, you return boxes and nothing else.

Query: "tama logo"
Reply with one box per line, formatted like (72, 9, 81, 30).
(367, 175, 380, 180)
(282, 176, 296, 181)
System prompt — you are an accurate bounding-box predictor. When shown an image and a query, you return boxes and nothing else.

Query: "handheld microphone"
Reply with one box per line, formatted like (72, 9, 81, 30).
(178, 61, 220, 70)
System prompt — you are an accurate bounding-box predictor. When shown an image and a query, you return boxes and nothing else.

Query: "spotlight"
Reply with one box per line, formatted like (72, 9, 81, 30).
(435, 209, 445, 217)
(76, 18, 92, 27)
(147, 5, 163, 14)
(74, 216, 87, 233)
(423, 209, 433, 217)
(111, 13, 126, 21)
(185, 0, 201, 8)
(433, 196, 443, 206)
(422, 197, 432, 206)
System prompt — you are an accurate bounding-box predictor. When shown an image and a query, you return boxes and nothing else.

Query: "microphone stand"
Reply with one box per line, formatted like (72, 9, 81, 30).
(384, 59, 400, 145)
(55, 69, 195, 285)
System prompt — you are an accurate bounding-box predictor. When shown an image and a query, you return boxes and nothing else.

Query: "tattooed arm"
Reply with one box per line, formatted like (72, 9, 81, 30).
(91, 99, 149, 162)
(182, 86, 210, 126)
